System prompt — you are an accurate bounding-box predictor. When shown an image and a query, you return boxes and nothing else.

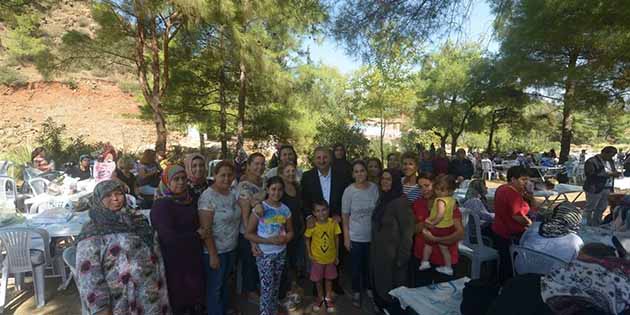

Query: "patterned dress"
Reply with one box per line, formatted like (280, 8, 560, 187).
(76, 233, 171, 315)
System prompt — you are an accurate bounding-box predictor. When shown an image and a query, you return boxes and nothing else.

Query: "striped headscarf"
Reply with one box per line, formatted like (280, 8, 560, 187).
(184, 153, 206, 185)
(539, 201, 582, 238)
(155, 165, 192, 205)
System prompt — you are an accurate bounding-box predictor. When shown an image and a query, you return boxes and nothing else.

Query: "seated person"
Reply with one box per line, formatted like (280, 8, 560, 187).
(31, 147, 55, 173)
(111, 156, 139, 197)
(516, 202, 584, 274)
(462, 179, 494, 224)
(610, 195, 630, 231)
(68, 155, 92, 180)
(486, 243, 627, 315)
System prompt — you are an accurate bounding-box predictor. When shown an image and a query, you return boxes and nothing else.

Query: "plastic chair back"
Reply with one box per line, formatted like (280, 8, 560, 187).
(28, 178, 49, 196)
(35, 196, 73, 213)
(0, 228, 51, 274)
(481, 159, 493, 172)
(510, 245, 568, 276)
(0, 177, 17, 203)
(0, 161, 13, 177)
(461, 208, 484, 249)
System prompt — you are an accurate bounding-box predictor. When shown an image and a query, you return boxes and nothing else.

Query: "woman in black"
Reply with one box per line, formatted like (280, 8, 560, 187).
(111, 156, 138, 197)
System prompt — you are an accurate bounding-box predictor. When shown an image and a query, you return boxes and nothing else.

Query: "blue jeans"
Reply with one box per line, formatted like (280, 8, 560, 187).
(350, 241, 370, 293)
(204, 250, 236, 315)
(238, 234, 259, 293)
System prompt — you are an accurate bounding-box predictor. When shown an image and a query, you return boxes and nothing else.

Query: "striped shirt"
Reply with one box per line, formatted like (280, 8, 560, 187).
(403, 183, 421, 203)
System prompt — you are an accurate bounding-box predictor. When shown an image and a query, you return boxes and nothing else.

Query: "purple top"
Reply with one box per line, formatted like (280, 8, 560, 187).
(150, 198, 205, 309)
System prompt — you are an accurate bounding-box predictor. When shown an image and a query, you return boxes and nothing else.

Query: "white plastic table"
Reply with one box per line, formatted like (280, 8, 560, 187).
(389, 277, 469, 315)
(534, 184, 583, 208)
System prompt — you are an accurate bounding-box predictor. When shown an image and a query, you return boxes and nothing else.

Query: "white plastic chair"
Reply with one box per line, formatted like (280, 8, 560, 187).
(458, 208, 499, 279)
(62, 247, 89, 315)
(510, 245, 568, 276)
(481, 159, 495, 180)
(0, 228, 51, 310)
(33, 196, 73, 214)
(0, 162, 13, 178)
(28, 178, 49, 196)
(0, 178, 17, 210)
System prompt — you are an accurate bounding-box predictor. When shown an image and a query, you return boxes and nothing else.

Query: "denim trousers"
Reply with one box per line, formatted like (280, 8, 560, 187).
(204, 250, 236, 315)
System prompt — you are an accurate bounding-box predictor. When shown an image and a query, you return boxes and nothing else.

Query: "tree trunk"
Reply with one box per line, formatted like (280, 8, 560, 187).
(487, 110, 498, 154)
(450, 132, 459, 156)
(380, 110, 385, 162)
(236, 61, 246, 156)
(219, 67, 228, 159)
(559, 51, 579, 164)
(152, 104, 168, 153)
(199, 131, 205, 155)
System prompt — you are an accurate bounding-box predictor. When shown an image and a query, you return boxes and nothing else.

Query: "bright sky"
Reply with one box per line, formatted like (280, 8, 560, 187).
(305, 1, 497, 75)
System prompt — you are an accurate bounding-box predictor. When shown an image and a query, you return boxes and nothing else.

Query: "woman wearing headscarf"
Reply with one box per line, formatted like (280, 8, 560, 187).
(76, 180, 170, 315)
(611, 195, 630, 231)
(516, 202, 584, 272)
(370, 169, 415, 315)
(462, 179, 495, 223)
(184, 153, 210, 202)
(151, 165, 206, 314)
(332, 144, 353, 184)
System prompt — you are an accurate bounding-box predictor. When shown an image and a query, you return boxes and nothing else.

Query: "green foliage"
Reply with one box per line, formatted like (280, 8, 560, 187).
(35, 118, 101, 165)
(313, 118, 370, 162)
(399, 129, 440, 153)
(0, 65, 27, 86)
(4, 13, 49, 64)
(0, 144, 33, 180)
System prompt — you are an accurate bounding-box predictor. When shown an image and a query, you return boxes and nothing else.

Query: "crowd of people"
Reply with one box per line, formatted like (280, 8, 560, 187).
(22, 143, 630, 315)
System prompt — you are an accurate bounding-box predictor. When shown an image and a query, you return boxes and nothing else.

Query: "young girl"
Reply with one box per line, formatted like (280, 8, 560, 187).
(246, 176, 294, 315)
(418, 174, 458, 275)
(305, 199, 341, 313)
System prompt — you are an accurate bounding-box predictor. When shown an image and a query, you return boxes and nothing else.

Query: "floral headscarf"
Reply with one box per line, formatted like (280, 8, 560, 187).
(155, 165, 192, 205)
(542, 256, 630, 314)
(184, 153, 207, 185)
(77, 180, 153, 247)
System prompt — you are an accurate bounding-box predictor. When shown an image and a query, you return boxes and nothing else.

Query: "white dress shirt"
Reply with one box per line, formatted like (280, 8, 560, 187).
(318, 168, 332, 205)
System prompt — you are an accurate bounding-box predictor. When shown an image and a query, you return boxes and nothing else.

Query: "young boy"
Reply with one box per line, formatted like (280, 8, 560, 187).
(304, 199, 341, 313)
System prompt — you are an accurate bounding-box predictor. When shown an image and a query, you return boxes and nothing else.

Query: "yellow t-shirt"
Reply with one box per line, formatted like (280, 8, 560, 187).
(429, 196, 455, 228)
(304, 218, 341, 265)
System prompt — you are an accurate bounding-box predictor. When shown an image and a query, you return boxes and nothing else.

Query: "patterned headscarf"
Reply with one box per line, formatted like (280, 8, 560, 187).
(464, 179, 488, 208)
(77, 180, 154, 247)
(155, 165, 192, 205)
(372, 169, 402, 231)
(539, 201, 582, 238)
(184, 153, 206, 185)
(542, 256, 630, 314)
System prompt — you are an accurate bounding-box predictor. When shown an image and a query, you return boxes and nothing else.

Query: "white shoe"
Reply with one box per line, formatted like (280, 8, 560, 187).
(418, 261, 431, 271)
(436, 266, 453, 276)
(366, 289, 374, 299)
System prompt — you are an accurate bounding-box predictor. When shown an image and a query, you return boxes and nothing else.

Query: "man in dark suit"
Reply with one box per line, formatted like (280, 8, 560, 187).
(301, 146, 352, 295)
(301, 146, 351, 220)
(583, 146, 620, 226)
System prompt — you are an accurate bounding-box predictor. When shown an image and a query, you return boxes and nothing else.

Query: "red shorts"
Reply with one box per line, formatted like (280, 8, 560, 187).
(425, 226, 456, 245)
(310, 262, 337, 282)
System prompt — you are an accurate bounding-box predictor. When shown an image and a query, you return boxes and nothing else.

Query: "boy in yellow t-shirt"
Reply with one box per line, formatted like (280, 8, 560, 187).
(304, 200, 341, 313)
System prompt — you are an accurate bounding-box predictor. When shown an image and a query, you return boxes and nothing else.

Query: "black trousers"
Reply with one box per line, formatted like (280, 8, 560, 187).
(491, 232, 516, 284)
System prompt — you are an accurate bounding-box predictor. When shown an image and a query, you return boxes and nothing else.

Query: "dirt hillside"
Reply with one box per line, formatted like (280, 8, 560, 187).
(0, 80, 181, 153)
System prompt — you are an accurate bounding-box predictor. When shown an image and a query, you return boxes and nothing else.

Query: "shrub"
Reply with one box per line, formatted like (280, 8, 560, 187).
(313, 118, 370, 162)
(0, 66, 27, 86)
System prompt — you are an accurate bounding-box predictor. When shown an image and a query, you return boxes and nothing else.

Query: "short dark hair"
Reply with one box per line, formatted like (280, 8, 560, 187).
(387, 152, 400, 160)
(213, 160, 235, 175)
(417, 172, 435, 181)
(601, 146, 617, 155)
(312, 199, 329, 209)
(507, 166, 529, 181)
(265, 176, 285, 190)
(366, 157, 383, 170)
(401, 152, 417, 164)
(247, 152, 265, 165)
(351, 160, 367, 171)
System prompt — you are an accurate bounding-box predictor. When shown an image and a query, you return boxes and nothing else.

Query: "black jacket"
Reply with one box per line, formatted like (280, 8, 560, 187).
(300, 167, 351, 218)
(583, 155, 614, 194)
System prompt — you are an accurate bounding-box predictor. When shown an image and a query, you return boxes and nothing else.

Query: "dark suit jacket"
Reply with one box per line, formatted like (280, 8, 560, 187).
(301, 167, 351, 218)
(583, 155, 613, 193)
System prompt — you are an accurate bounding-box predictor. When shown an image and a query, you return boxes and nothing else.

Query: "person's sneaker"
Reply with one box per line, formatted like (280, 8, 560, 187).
(351, 292, 361, 308)
(325, 298, 336, 312)
(418, 261, 431, 271)
(288, 292, 302, 305)
(312, 297, 324, 312)
(436, 266, 454, 276)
